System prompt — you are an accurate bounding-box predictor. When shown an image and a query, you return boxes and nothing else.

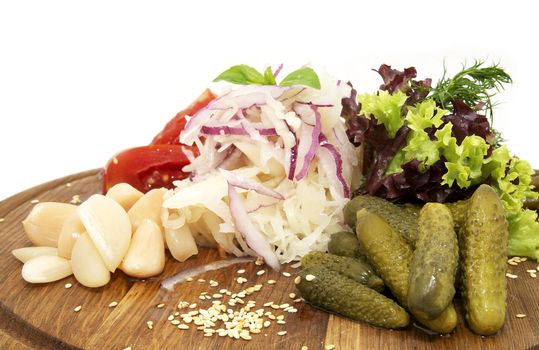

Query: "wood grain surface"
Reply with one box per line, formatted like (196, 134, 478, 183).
(1, 170, 539, 350)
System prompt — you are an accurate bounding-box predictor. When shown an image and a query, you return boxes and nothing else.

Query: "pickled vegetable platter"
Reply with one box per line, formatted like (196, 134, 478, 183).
(1, 170, 539, 349)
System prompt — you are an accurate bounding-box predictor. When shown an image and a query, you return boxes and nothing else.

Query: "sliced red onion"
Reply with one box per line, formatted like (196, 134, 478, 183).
(274, 64, 283, 78)
(181, 109, 214, 145)
(201, 125, 277, 136)
(161, 257, 254, 291)
(210, 86, 286, 110)
(220, 169, 284, 200)
(295, 106, 322, 181)
(295, 101, 334, 108)
(319, 134, 350, 198)
(227, 183, 280, 271)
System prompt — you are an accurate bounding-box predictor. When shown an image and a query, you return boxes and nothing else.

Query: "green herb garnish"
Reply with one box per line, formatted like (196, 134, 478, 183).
(429, 60, 512, 122)
(213, 64, 321, 89)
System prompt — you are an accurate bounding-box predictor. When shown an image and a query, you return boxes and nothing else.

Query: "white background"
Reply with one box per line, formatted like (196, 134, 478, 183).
(1, 0, 538, 200)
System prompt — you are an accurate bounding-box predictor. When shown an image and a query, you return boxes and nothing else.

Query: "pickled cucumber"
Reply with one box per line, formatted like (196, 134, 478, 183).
(328, 231, 361, 258)
(344, 195, 418, 245)
(355, 209, 457, 334)
(295, 266, 410, 329)
(408, 203, 458, 320)
(446, 199, 469, 231)
(459, 184, 508, 335)
(301, 251, 384, 292)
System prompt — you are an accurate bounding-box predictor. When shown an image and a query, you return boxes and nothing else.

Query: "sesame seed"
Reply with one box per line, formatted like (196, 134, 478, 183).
(156, 303, 165, 309)
(267, 280, 277, 285)
(186, 277, 193, 281)
(521, 257, 528, 261)
(516, 314, 527, 318)
(30, 199, 39, 204)
(108, 301, 118, 308)
(305, 274, 316, 281)
(282, 272, 291, 277)
(257, 270, 265, 276)
(277, 320, 286, 325)
(212, 294, 223, 299)
(64, 283, 72, 289)
(263, 321, 271, 327)
(508, 261, 518, 266)
(178, 324, 189, 330)
(189, 303, 197, 309)
(73, 305, 82, 312)
(291, 262, 302, 269)
(198, 279, 206, 283)
(171, 320, 181, 325)
(167, 315, 175, 321)
(293, 298, 302, 303)
(237, 269, 246, 274)
(255, 257, 264, 265)
(289, 293, 296, 299)
(531, 273, 537, 278)
(146, 321, 153, 329)
(65, 182, 72, 187)
(277, 331, 287, 336)
(70, 195, 81, 205)
(527, 269, 537, 273)
(263, 302, 273, 307)
(0, 218, 4, 223)
(506, 273, 518, 279)
(325, 345, 336, 350)
(240, 333, 252, 340)
(294, 276, 301, 284)
(301, 346, 309, 350)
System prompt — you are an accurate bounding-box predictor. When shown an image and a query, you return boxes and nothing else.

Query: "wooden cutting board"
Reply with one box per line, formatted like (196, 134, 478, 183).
(1, 170, 539, 350)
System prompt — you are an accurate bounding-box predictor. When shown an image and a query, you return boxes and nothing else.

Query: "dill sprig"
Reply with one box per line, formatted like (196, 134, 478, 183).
(429, 60, 512, 123)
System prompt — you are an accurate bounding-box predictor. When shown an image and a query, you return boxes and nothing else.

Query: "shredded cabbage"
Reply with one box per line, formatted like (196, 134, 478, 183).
(162, 73, 358, 264)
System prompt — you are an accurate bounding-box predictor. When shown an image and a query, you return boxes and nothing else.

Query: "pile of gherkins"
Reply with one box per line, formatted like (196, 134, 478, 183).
(295, 184, 508, 335)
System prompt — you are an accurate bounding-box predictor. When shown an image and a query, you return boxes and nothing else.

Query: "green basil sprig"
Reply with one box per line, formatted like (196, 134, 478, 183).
(213, 64, 320, 89)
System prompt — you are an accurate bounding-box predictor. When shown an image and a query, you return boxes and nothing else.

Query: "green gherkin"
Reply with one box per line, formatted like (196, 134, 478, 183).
(355, 209, 457, 334)
(301, 252, 384, 292)
(446, 199, 469, 231)
(327, 231, 361, 258)
(460, 184, 508, 335)
(408, 203, 458, 320)
(344, 195, 418, 246)
(295, 266, 410, 329)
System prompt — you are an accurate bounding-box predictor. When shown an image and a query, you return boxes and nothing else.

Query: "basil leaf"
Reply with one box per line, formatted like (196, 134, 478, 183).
(279, 67, 321, 89)
(263, 66, 276, 85)
(213, 65, 266, 85)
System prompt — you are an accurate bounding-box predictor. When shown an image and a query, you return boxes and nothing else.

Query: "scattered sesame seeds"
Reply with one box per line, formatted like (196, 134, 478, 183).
(178, 324, 189, 330)
(209, 280, 219, 287)
(516, 314, 527, 318)
(325, 345, 336, 350)
(256, 270, 266, 276)
(186, 277, 194, 282)
(527, 269, 537, 273)
(282, 272, 291, 277)
(301, 346, 308, 350)
(267, 280, 276, 285)
(0, 218, 4, 223)
(64, 283, 72, 289)
(171, 320, 181, 325)
(146, 321, 154, 330)
(289, 293, 296, 299)
(236, 277, 248, 284)
(305, 274, 316, 281)
(291, 262, 302, 269)
(122, 347, 131, 350)
(294, 276, 301, 284)
(531, 273, 537, 278)
(156, 303, 165, 309)
(30, 199, 39, 204)
(277, 331, 287, 336)
(293, 298, 302, 303)
(237, 269, 246, 274)
(109, 301, 118, 308)
(73, 305, 82, 312)
(506, 273, 518, 279)
(255, 257, 264, 266)
(197, 279, 206, 283)
(65, 182, 72, 187)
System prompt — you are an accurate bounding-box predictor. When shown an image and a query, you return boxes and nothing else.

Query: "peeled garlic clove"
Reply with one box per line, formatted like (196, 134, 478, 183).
(71, 232, 111, 288)
(120, 219, 165, 278)
(21, 255, 72, 283)
(128, 188, 167, 229)
(12, 246, 58, 263)
(58, 211, 85, 259)
(78, 194, 131, 272)
(22, 202, 77, 247)
(165, 224, 198, 262)
(105, 183, 143, 211)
